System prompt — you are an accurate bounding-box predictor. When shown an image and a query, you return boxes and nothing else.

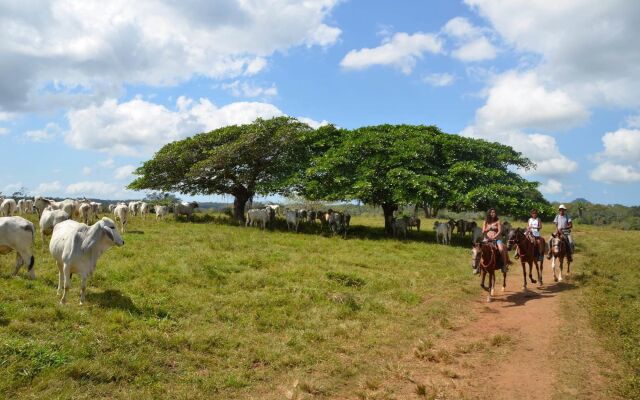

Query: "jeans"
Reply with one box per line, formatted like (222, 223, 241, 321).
(564, 234, 574, 258)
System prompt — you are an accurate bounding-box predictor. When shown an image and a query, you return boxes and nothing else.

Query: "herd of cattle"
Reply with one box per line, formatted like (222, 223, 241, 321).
(0, 196, 199, 304)
(246, 205, 352, 238)
(1, 195, 505, 304)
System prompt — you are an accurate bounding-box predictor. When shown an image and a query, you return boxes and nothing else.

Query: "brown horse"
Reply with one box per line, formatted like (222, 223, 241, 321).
(507, 228, 543, 289)
(472, 241, 506, 302)
(550, 230, 571, 282)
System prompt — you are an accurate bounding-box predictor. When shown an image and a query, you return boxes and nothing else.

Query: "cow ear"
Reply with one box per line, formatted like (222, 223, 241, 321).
(81, 223, 102, 252)
(103, 227, 114, 241)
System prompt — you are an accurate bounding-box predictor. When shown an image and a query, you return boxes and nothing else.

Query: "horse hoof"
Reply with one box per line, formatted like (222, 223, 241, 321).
(501, 286, 505, 292)
(554, 276, 558, 282)
(559, 277, 563, 282)
(487, 297, 492, 303)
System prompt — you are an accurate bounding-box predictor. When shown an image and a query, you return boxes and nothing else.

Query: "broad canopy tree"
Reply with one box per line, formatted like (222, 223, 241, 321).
(301, 124, 548, 232)
(129, 117, 317, 222)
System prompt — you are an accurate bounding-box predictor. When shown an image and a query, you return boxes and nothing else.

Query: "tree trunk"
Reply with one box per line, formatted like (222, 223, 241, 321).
(233, 193, 251, 223)
(382, 203, 398, 234)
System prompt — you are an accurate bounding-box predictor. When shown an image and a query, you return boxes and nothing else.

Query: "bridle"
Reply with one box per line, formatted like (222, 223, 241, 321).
(473, 242, 496, 271)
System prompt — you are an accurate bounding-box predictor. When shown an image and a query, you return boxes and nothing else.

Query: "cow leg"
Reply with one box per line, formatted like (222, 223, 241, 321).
(56, 262, 64, 295)
(79, 275, 87, 305)
(13, 253, 24, 276)
(60, 264, 71, 304)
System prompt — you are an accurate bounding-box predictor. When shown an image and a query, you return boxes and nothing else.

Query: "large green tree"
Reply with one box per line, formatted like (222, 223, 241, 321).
(129, 117, 316, 222)
(302, 124, 545, 231)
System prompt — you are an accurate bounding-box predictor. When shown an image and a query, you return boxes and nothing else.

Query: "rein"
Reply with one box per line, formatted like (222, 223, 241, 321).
(480, 242, 497, 271)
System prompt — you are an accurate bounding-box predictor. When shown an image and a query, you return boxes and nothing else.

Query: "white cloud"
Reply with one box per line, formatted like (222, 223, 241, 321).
(82, 166, 92, 176)
(297, 116, 329, 129)
(0, 0, 341, 113)
(66, 181, 120, 196)
(443, 17, 481, 39)
(35, 180, 63, 195)
(222, 81, 278, 98)
(24, 122, 62, 142)
(340, 32, 443, 74)
(539, 178, 564, 195)
(0, 127, 8, 136)
(465, 0, 640, 107)
(64, 97, 284, 155)
(451, 36, 497, 62)
(2, 182, 25, 195)
(601, 128, 640, 162)
(114, 165, 136, 180)
(422, 72, 456, 87)
(476, 71, 588, 132)
(590, 162, 640, 184)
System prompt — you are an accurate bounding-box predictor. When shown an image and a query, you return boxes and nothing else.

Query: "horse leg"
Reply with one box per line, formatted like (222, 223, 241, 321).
(487, 271, 494, 302)
(552, 255, 558, 282)
(502, 269, 506, 291)
(528, 259, 537, 284)
(521, 262, 527, 290)
(558, 257, 564, 282)
(480, 269, 487, 290)
(567, 257, 571, 275)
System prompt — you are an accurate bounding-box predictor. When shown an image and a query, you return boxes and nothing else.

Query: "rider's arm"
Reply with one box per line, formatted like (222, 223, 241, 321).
(482, 221, 488, 233)
(567, 218, 573, 230)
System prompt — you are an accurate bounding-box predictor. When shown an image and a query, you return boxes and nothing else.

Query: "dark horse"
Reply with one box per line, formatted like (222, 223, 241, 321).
(507, 228, 543, 289)
(472, 241, 506, 302)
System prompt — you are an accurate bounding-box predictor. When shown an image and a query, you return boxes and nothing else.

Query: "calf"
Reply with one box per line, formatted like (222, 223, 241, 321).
(39, 206, 71, 246)
(434, 221, 451, 245)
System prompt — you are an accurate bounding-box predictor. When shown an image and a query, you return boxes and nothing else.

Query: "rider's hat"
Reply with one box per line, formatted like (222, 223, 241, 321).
(558, 204, 567, 210)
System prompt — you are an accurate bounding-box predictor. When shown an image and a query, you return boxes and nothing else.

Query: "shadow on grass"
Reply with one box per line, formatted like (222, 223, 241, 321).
(126, 230, 145, 235)
(175, 213, 475, 248)
(87, 289, 141, 314)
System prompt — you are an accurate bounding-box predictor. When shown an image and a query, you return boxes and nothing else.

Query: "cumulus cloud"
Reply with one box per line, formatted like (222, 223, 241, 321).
(539, 178, 564, 195)
(601, 128, 640, 162)
(297, 116, 330, 129)
(422, 72, 456, 87)
(64, 97, 284, 155)
(476, 71, 588, 132)
(590, 162, 640, 184)
(443, 17, 497, 62)
(222, 81, 278, 98)
(590, 128, 640, 184)
(451, 36, 497, 62)
(24, 122, 62, 142)
(0, 127, 8, 136)
(66, 181, 120, 196)
(114, 165, 136, 180)
(340, 32, 443, 74)
(35, 180, 63, 195)
(0, 0, 341, 113)
(465, 0, 640, 107)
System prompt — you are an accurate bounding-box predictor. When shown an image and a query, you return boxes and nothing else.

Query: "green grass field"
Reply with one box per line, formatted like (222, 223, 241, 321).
(0, 213, 637, 399)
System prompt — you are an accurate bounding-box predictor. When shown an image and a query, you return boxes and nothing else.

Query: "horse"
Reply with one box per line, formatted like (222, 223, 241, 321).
(549, 230, 571, 282)
(507, 228, 542, 289)
(472, 241, 506, 302)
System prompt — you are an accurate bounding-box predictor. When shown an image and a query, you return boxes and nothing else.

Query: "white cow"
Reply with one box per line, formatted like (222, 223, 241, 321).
(78, 203, 93, 225)
(34, 196, 54, 216)
(108, 204, 117, 213)
(39, 207, 71, 246)
(174, 202, 198, 221)
(113, 204, 129, 233)
(285, 209, 301, 232)
(49, 218, 124, 304)
(434, 221, 451, 245)
(155, 205, 169, 221)
(246, 208, 271, 229)
(17, 199, 28, 214)
(0, 198, 18, 216)
(139, 202, 149, 219)
(0, 216, 36, 279)
(58, 199, 78, 219)
(391, 217, 408, 239)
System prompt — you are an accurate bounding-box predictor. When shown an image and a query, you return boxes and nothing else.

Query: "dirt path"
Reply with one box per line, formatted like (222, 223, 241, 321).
(357, 254, 619, 400)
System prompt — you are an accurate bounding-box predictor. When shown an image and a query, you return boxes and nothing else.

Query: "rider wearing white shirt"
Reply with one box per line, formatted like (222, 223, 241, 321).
(527, 209, 544, 261)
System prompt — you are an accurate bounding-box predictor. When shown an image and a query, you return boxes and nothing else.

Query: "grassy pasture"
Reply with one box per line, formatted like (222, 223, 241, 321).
(1, 213, 637, 399)
(0, 213, 478, 399)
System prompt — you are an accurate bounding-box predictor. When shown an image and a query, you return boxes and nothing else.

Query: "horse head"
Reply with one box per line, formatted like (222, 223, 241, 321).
(471, 243, 482, 270)
(506, 228, 522, 250)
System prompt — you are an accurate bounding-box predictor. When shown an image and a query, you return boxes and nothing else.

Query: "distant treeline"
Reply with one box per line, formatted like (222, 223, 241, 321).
(556, 200, 640, 231)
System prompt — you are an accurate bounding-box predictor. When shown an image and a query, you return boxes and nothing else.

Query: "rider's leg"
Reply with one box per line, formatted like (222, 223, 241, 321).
(565, 234, 574, 261)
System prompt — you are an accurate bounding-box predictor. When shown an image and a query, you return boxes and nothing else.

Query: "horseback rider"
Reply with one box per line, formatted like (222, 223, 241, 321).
(527, 209, 545, 261)
(548, 204, 574, 262)
(482, 208, 509, 273)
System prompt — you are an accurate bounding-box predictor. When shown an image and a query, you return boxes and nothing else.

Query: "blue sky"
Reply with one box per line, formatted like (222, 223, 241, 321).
(1, 0, 639, 205)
